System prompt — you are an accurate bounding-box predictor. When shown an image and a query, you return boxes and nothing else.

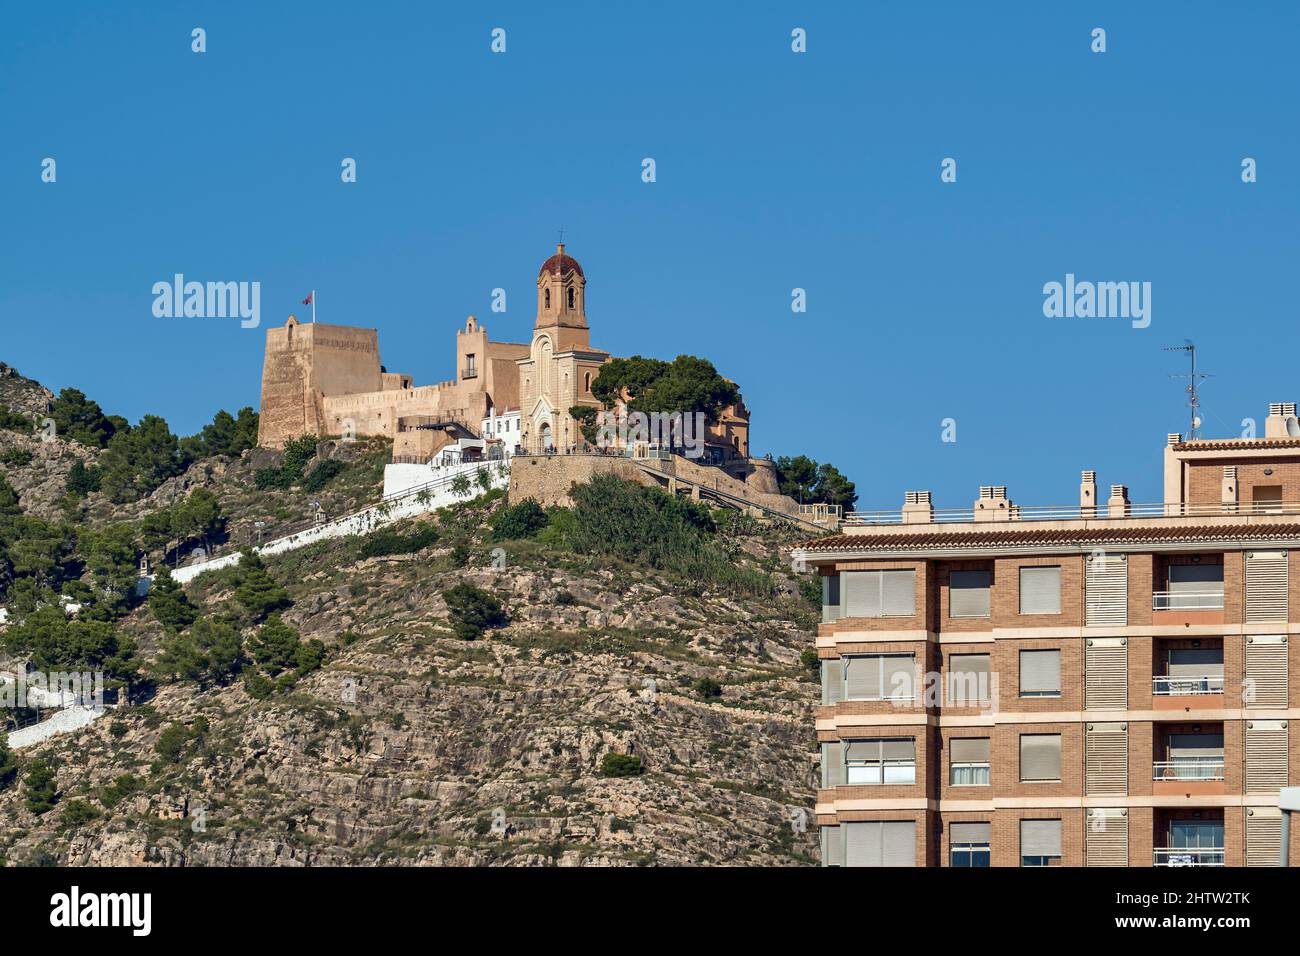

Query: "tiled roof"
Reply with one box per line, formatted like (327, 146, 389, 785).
(798, 523, 1300, 552)
(1173, 438, 1300, 451)
(539, 252, 584, 278)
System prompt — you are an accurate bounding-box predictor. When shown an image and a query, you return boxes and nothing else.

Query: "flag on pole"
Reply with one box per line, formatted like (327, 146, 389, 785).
(302, 290, 316, 323)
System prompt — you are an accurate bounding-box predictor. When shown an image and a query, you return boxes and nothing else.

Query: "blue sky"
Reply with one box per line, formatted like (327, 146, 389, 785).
(3, 1, 1298, 510)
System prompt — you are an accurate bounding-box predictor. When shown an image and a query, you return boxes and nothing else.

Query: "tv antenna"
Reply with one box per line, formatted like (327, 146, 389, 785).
(1164, 341, 1210, 441)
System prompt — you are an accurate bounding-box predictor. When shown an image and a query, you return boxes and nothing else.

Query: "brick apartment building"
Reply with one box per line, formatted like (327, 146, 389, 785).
(793, 403, 1300, 867)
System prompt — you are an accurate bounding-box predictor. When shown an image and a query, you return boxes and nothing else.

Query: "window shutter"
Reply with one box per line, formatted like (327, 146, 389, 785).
(880, 821, 917, 867)
(823, 742, 844, 788)
(1245, 551, 1288, 623)
(1246, 808, 1283, 867)
(949, 570, 991, 617)
(844, 656, 882, 700)
(1020, 649, 1062, 695)
(1085, 638, 1127, 709)
(1020, 566, 1062, 615)
(950, 737, 990, 764)
(1020, 819, 1062, 857)
(844, 822, 881, 867)
(1245, 720, 1288, 793)
(821, 825, 845, 867)
(1085, 722, 1128, 795)
(821, 658, 843, 705)
(1085, 554, 1127, 625)
(882, 654, 917, 700)
(881, 738, 916, 762)
(842, 571, 882, 617)
(844, 739, 878, 762)
(1167, 563, 1224, 593)
(1245, 636, 1289, 708)
(881, 569, 916, 617)
(949, 822, 991, 844)
(1020, 734, 1062, 781)
(949, 654, 991, 704)
(822, 574, 842, 624)
(1085, 809, 1128, 867)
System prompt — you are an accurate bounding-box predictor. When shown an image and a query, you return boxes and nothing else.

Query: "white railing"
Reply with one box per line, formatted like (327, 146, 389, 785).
(1153, 758, 1225, 781)
(1152, 590, 1225, 611)
(1153, 675, 1225, 696)
(1153, 847, 1225, 867)
(844, 500, 1300, 527)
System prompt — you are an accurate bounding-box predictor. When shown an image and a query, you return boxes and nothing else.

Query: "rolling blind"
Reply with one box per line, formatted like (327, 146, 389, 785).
(1245, 720, 1288, 793)
(844, 821, 916, 867)
(1245, 551, 1288, 623)
(1020, 566, 1062, 615)
(1247, 809, 1282, 867)
(841, 570, 916, 618)
(883, 654, 916, 700)
(949, 654, 991, 704)
(950, 737, 990, 764)
(950, 822, 991, 844)
(1245, 636, 1289, 708)
(1085, 554, 1128, 625)
(821, 658, 843, 704)
(821, 825, 845, 867)
(1085, 638, 1127, 709)
(1085, 722, 1128, 795)
(1086, 809, 1128, 867)
(822, 742, 844, 788)
(1020, 649, 1061, 695)
(881, 570, 916, 617)
(1020, 734, 1062, 781)
(881, 822, 916, 867)
(1167, 648, 1224, 678)
(949, 570, 991, 618)
(844, 656, 882, 700)
(1020, 819, 1062, 857)
(844, 822, 882, 867)
(1167, 564, 1224, 593)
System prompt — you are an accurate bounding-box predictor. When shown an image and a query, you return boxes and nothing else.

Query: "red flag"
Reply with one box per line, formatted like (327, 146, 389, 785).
(302, 292, 313, 305)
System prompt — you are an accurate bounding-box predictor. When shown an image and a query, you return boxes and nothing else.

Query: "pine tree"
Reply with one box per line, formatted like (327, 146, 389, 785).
(148, 566, 197, 632)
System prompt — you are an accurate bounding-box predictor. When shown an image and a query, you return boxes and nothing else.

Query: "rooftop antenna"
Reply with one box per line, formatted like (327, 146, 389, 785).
(1164, 340, 1210, 441)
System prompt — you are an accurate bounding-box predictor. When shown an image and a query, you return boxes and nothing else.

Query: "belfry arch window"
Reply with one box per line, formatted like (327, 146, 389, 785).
(545, 289, 551, 309)
(567, 287, 575, 309)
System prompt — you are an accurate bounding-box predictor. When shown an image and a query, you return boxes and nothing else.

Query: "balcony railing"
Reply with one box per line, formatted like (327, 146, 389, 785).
(1153, 675, 1225, 696)
(1153, 847, 1225, 867)
(1152, 590, 1224, 611)
(1153, 758, 1225, 781)
(844, 499, 1300, 527)
(461, 366, 478, 379)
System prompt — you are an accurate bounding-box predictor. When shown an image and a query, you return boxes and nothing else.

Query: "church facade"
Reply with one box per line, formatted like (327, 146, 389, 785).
(256, 244, 752, 470)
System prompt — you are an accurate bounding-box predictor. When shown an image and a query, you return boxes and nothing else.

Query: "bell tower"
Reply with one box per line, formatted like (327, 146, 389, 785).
(536, 242, 587, 331)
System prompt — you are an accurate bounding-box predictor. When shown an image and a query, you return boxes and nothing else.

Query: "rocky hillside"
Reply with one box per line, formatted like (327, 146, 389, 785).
(0, 367, 823, 867)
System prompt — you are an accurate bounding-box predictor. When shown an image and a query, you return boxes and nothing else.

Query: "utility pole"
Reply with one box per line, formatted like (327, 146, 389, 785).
(1164, 341, 1210, 441)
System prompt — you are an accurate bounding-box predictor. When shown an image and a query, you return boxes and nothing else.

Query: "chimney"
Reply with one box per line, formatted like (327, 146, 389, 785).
(1265, 402, 1298, 438)
(1222, 466, 1238, 511)
(1107, 484, 1130, 518)
(974, 485, 1013, 522)
(902, 490, 933, 524)
(1080, 470, 1097, 517)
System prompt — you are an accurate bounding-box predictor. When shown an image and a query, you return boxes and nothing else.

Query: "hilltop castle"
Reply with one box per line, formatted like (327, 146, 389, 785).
(256, 243, 755, 473)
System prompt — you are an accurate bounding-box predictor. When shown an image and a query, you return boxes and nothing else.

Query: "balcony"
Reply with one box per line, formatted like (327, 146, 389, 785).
(1153, 847, 1225, 867)
(1152, 675, 1225, 696)
(1152, 591, 1224, 612)
(1153, 758, 1225, 782)
(461, 366, 478, 379)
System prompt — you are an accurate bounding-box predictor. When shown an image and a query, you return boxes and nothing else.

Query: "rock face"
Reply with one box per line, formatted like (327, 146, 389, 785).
(0, 462, 822, 866)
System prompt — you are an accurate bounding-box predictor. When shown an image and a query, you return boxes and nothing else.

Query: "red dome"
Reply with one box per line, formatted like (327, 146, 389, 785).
(539, 243, 583, 278)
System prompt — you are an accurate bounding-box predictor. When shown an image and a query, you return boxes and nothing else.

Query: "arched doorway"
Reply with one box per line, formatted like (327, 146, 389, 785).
(540, 422, 553, 452)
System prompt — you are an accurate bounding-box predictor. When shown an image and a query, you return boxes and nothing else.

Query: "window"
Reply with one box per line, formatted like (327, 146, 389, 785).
(843, 821, 916, 867)
(584, 372, 591, 392)
(843, 654, 916, 701)
(947, 654, 990, 705)
(841, 569, 916, 618)
(567, 287, 575, 309)
(949, 570, 991, 618)
(1019, 649, 1061, 697)
(950, 822, 991, 867)
(544, 289, 551, 309)
(845, 738, 916, 785)
(822, 574, 841, 624)
(1020, 819, 1062, 866)
(1019, 566, 1061, 615)
(949, 737, 990, 786)
(466, 353, 476, 374)
(1019, 734, 1062, 782)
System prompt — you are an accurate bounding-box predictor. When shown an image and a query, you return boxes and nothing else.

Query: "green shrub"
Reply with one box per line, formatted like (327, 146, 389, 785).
(302, 458, 346, 492)
(358, 522, 438, 559)
(25, 760, 59, 814)
(59, 799, 101, 828)
(490, 498, 549, 541)
(0, 448, 33, 468)
(600, 752, 643, 777)
(693, 677, 723, 699)
(99, 773, 141, 808)
(800, 648, 820, 678)
(64, 460, 101, 495)
(442, 583, 508, 640)
(0, 735, 18, 792)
